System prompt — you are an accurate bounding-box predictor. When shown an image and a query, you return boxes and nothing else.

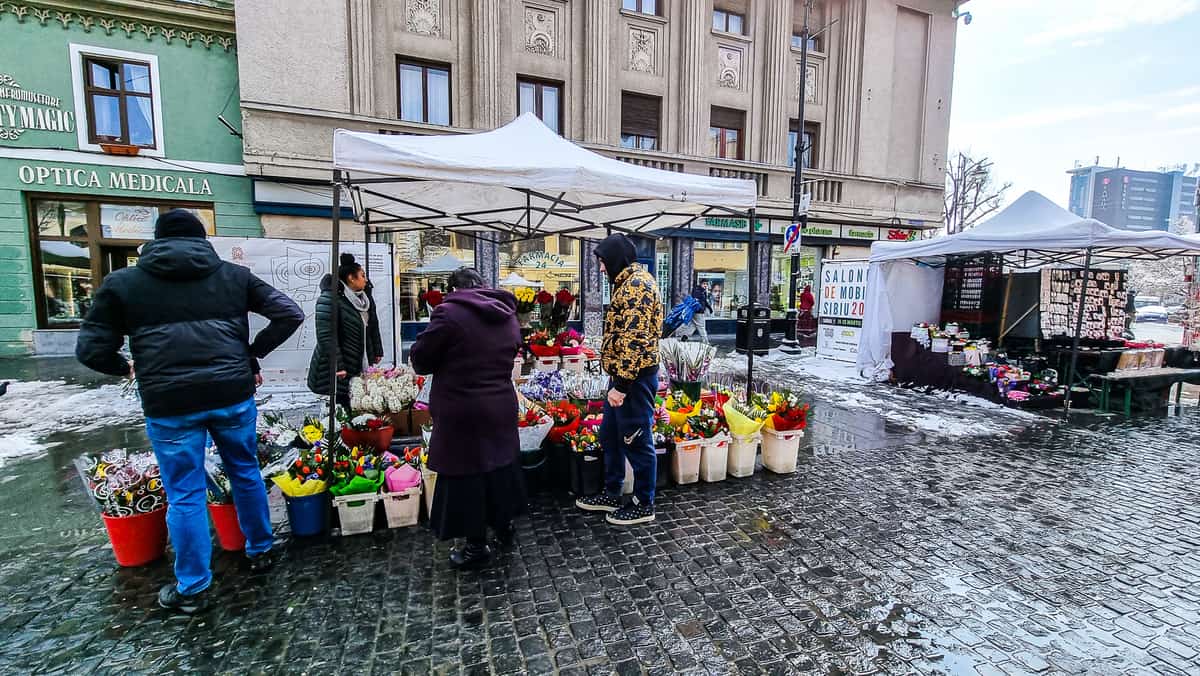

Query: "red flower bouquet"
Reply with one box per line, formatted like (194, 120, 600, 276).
(527, 329, 560, 357)
(556, 328, 584, 356)
(545, 400, 581, 442)
(755, 390, 809, 432)
(420, 289, 444, 308)
(535, 290, 554, 306)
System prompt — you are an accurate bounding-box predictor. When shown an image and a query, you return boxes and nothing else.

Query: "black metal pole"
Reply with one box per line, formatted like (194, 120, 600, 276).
(787, 0, 814, 312)
(747, 208, 756, 403)
(1064, 247, 1093, 414)
(328, 171, 343, 436)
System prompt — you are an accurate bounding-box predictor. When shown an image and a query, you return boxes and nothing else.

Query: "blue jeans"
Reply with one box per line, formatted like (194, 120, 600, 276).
(145, 396, 272, 595)
(600, 371, 658, 506)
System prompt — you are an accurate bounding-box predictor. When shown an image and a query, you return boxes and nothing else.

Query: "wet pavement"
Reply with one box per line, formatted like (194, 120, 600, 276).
(2, 356, 1200, 674)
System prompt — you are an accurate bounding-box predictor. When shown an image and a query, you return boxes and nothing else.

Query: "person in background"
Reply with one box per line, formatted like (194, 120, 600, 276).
(798, 284, 817, 336)
(410, 267, 525, 569)
(576, 234, 663, 526)
(76, 209, 303, 614)
(686, 279, 714, 342)
(307, 253, 383, 409)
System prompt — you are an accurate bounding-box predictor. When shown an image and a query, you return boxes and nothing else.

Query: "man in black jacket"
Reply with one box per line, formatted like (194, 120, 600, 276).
(77, 209, 303, 614)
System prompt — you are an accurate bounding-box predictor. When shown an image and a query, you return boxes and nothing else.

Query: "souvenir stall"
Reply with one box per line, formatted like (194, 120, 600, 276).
(860, 191, 1200, 411)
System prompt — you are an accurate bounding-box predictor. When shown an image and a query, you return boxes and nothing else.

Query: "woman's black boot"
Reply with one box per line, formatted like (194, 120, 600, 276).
(449, 540, 492, 570)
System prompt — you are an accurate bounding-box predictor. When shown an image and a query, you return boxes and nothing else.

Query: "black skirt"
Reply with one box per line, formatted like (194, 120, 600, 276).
(429, 461, 527, 540)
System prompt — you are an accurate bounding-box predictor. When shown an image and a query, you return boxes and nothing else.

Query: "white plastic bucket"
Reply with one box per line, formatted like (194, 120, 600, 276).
(699, 435, 730, 482)
(762, 428, 803, 474)
(671, 439, 702, 485)
(332, 494, 378, 536)
(622, 459, 634, 495)
(727, 433, 760, 478)
(380, 486, 421, 528)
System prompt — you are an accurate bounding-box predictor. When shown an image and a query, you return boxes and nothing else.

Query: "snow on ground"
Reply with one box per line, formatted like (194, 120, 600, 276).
(1130, 322, 1184, 346)
(709, 349, 1041, 439)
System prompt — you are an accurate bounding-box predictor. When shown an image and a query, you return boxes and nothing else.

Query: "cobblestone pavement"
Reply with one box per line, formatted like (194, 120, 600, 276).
(4, 359, 1200, 674)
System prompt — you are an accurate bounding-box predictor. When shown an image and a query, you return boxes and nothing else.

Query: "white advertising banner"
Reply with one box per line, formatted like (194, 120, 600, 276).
(101, 204, 159, 239)
(816, 259, 868, 362)
(209, 237, 396, 387)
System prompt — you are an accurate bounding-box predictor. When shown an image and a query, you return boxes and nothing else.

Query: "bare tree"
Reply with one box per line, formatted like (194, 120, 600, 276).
(1126, 217, 1193, 304)
(943, 151, 1012, 235)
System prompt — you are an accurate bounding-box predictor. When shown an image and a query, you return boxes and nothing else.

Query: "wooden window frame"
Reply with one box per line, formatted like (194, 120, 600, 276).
(26, 193, 214, 329)
(710, 107, 745, 160)
(516, 77, 564, 134)
(620, 92, 661, 151)
(396, 57, 452, 125)
(82, 56, 156, 148)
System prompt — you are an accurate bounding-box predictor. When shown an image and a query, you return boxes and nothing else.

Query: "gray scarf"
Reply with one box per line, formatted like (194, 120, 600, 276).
(343, 284, 370, 327)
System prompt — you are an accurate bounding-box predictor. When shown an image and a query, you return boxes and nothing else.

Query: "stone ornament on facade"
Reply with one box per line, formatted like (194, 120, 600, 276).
(628, 28, 655, 73)
(0, 3, 235, 51)
(717, 47, 742, 89)
(797, 63, 817, 103)
(0, 129, 25, 141)
(404, 0, 441, 37)
(524, 7, 555, 56)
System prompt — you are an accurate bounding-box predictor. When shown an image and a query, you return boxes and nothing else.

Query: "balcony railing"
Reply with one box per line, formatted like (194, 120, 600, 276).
(709, 167, 769, 197)
(616, 156, 685, 173)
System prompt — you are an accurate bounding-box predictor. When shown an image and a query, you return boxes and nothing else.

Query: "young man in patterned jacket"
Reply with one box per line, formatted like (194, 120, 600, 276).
(576, 234, 664, 525)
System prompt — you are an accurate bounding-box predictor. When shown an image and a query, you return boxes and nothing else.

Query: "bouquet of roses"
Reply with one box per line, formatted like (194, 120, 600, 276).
(517, 406, 554, 450)
(545, 288, 575, 334)
(338, 410, 388, 431)
(514, 287, 538, 314)
(545, 400, 581, 442)
(755, 389, 809, 432)
(535, 289, 554, 314)
(689, 407, 727, 439)
(527, 329, 560, 357)
(74, 449, 166, 517)
(565, 427, 601, 455)
(556, 328, 584, 355)
(350, 366, 419, 413)
(419, 288, 444, 308)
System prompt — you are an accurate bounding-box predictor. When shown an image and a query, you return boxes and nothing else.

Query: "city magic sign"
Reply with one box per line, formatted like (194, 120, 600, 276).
(18, 164, 214, 196)
(0, 74, 75, 141)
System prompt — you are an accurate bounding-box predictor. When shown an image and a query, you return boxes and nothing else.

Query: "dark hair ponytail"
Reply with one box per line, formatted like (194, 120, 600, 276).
(338, 253, 362, 284)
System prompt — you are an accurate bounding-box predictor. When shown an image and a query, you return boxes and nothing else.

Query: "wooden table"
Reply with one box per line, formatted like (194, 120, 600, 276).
(1092, 367, 1200, 415)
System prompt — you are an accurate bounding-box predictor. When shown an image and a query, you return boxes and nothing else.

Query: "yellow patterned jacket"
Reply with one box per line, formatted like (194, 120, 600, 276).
(602, 264, 663, 391)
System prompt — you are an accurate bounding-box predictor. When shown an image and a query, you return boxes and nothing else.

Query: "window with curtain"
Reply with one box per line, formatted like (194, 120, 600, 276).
(397, 59, 451, 125)
(83, 57, 155, 147)
(712, 9, 745, 34)
(620, 92, 661, 151)
(622, 0, 659, 15)
(517, 78, 562, 134)
(709, 107, 745, 160)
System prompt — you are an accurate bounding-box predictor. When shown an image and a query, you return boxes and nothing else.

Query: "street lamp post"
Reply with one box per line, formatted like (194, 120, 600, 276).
(784, 0, 814, 347)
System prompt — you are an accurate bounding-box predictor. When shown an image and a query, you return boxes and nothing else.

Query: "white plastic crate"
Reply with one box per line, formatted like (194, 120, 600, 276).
(535, 356, 560, 372)
(332, 493, 378, 536)
(762, 428, 804, 474)
(672, 439, 702, 485)
(699, 435, 730, 482)
(562, 354, 586, 373)
(727, 433, 760, 478)
(380, 486, 421, 528)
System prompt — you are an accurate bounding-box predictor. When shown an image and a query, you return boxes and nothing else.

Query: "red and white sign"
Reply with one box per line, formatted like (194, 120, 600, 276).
(816, 260, 869, 362)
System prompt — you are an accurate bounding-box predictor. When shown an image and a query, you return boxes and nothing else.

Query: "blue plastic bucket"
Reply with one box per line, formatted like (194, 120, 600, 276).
(285, 493, 330, 537)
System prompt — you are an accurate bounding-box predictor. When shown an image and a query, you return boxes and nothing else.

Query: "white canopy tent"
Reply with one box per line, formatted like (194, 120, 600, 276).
(411, 253, 467, 274)
(499, 272, 538, 287)
(858, 192, 1200, 402)
(322, 114, 760, 428)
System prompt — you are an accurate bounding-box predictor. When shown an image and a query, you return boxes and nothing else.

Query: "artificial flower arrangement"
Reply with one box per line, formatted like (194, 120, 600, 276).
(544, 400, 581, 443)
(514, 287, 538, 314)
(519, 369, 567, 402)
(754, 389, 809, 432)
(73, 449, 166, 517)
(527, 329, 560, 357)
(350, 366, 419, 414)
(556, 328, 584, 355)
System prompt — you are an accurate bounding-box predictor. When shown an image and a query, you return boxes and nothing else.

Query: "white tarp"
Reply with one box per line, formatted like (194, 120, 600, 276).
(332, 113, 758, 239)
(210, 237, 396, 387)
(858, 190, 1200, 375)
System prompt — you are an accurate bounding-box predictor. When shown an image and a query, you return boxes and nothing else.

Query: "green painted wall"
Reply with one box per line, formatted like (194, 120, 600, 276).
(0, 5, 259, 356)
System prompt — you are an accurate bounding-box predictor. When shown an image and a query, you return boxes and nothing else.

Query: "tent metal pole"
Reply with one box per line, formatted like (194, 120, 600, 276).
(1064, 247, 1093, 414)
(328, 170, 343, 439)
(746, 207, 756, 404)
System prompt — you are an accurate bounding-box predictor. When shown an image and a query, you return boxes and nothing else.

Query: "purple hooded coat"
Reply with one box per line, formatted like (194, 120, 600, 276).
(409, 288, 522, 477)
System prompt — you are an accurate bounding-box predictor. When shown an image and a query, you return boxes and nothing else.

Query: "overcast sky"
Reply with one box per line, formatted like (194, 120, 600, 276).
(948, 0, 1200, 209)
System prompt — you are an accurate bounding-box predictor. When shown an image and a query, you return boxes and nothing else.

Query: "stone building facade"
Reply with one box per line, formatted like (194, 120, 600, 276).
(235, 0, 962, 331)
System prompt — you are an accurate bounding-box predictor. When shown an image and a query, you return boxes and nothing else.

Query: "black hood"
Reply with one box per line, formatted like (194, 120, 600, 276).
(442, 287, 516, 324)
(594, 234, 637, 285)
(136, 238, 223, 281)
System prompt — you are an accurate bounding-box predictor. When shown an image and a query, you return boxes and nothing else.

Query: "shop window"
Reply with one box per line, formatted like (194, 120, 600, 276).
(770, 243, 821, 317)
(712, 9, 745, 35)
(518, 78, 563, 134)
(692, 239, 748, 318)
(393, 230, 476, 321)
(620, 92, 661, 151)
(622, 0, 659, 16)
(498, 235, 580, 321)
(29, 198, 214, 329)
(788, 121, 819, 169)
(709, 107, 744, 160)
(397, 58, 451, 126)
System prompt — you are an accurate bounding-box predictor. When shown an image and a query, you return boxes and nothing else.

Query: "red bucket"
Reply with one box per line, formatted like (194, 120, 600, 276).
(208, 502, 245, 551)
(340, 426, 395, 452)
(102, 507, 168, 567)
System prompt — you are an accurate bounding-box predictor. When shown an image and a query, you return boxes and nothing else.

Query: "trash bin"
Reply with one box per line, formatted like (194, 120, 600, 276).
(735, 304, 770, 356)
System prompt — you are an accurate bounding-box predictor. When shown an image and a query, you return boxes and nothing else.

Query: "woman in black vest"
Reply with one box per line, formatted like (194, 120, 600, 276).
(307, 253, 383, 408)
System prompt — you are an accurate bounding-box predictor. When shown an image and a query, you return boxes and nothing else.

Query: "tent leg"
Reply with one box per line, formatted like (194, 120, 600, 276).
(998, 272, 1013, 348)
(328, 170, 343, 437)
(1064, 248, 1093, 415)
(746, 208, 756, 404)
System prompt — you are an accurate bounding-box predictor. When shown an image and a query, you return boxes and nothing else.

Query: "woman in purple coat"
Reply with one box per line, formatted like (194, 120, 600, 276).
(409, 267, 525, 569)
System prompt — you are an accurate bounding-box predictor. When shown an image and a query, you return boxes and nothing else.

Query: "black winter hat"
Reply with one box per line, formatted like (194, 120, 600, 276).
(154, 209, 207, 239)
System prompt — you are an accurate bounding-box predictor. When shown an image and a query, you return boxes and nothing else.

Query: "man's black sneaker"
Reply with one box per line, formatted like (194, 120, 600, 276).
(493, 523, 515, 547)
(606, 501, 655, 526)
(575, 493, 622, 513)
(247, 549, 279, 573)
(449, 543, 492, 570)
(157, 584, 211, 615)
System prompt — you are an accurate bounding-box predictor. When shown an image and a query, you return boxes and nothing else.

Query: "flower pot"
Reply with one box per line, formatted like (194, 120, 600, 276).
(99, 142, 140, 156)
(655, 445, 671, 489)
(670, 379, 703, 401)
(285, 492, 331, 537)
(340, 426, 394, 453)
(727, 433, 760, 478)
(762, 428, 803, 474)
(570, 452, 604, 496)
(381, 486, 421, 528)
(332, 493, 378, 536)
(671, 439, 702, 485)
(103, 507, 168, 567)
(208, 502, 245, 551)
(699, 435, 730, 482)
